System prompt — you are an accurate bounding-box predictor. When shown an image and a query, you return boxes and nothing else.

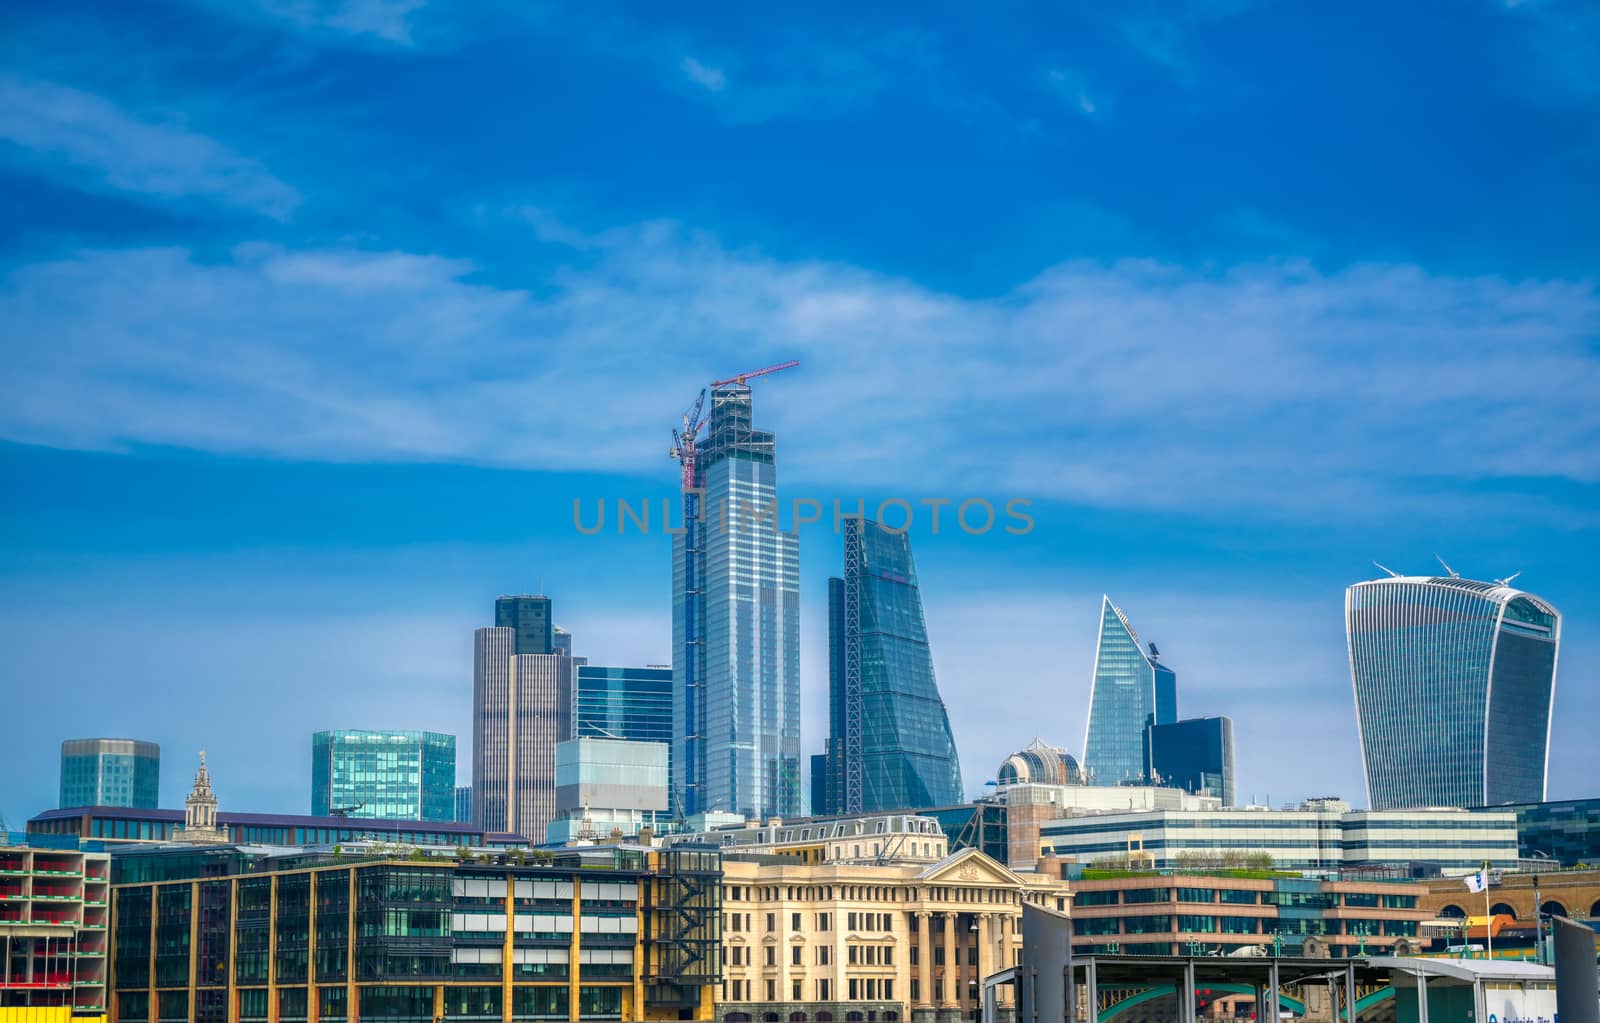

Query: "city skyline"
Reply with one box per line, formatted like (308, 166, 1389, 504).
(2, 2, 1597, 822)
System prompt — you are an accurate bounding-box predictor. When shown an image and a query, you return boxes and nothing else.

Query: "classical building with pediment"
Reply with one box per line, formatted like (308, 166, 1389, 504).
(713, 844, 1072, 1023)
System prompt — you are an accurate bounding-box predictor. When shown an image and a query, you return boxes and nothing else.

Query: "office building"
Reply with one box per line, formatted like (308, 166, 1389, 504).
(672, 381, 800, 819)
(495, 593, 553, 655)
(708, 845, 1071, 1023)
(549, 737, 670, 844)
(990, 738, 1218, 871)
(59, 738, 159, 810)
(473, 624, 574, 840)
(553, 624, 572, 657)
(1063, 872, 1429, 958)
(1148, 716, 1236, 806)
(455, 784, 472, 824)
(34, 754, 504, 848)
(1494, 797, 1600, 866)
(0, 839, 109, 1014)
(309, 730, 456, 821)
(820, 518, 963, 816)
(573, 665, 673, 746)
(1038, 804, 1519, 873)
(1083, 597, 1176, 786)
(108, 842, 723, 1023)
(1347, 572, 1561, 810)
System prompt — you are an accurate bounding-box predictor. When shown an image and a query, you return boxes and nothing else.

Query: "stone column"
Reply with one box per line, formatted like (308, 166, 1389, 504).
(942, 913, 958, 1007)
(915, 912, 933, 1008)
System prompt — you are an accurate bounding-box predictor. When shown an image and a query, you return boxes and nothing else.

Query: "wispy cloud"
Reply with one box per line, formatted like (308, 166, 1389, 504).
(1500, 0, 1600, 102)
(680, 56, 727, 93)
(2, 219, 1596, 524)
(219, 0, 432, 46)
(1041, 66, 1103, 116)
(0, 74, 299, 218)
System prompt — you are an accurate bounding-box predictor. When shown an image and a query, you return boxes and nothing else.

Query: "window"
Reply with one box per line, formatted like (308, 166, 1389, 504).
(766, 981, 776, 1002)
(792, 980, 802, 1002)
(767, 913, 776, 932)
(816, 946, 831, 966)
(792, 946, 802, 965)
(766, 946, 776, 966)
(817, 912, 831, 931)
(792, 912, 802, 931)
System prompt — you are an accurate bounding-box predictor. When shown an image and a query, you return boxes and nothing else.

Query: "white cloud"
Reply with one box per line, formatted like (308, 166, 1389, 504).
(680, 56, 727, 93)
(1, 221, 1597, 525)
(1042, 67, 1102, 116)
(0, 75, 299, 218)
(239, 0, 430, 46)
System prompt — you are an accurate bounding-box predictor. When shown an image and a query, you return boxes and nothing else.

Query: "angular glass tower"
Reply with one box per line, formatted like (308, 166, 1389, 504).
(822, 518, 964, 814)
(672, 383, 800, 818)
(1082, 596, 1177, 786)
(310, 730, 456, 821)
(1347, 573, 1560, 810)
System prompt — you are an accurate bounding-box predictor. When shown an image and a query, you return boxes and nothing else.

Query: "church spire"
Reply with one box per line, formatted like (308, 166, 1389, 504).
(179, 750, 228, 844)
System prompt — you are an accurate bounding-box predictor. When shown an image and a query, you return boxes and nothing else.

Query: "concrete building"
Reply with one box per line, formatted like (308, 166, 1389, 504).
(548, 738, 670, 845)
(309, 729, 456, 821)
(0, 839, 110, 1015)
(59, 738, 159, 810)
(1039, 804, 1518, 873)
(1062, 871, 1431, 958)
(662, 812, 950, 865)
(473, 623, 576, 841)
(108, 842, 723, 1023)
(711, 845, 1072, 1023)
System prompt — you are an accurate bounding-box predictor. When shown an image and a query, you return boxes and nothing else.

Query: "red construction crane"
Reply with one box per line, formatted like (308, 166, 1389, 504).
(669, 389, 707, 491)
(711, 359, 799, 388)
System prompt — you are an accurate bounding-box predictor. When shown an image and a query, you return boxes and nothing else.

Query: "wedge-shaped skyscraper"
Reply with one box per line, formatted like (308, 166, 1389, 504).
(1083, 596, 1176, 786)
(1347, 572, 1560, 810)
(819, 517, 963, 814)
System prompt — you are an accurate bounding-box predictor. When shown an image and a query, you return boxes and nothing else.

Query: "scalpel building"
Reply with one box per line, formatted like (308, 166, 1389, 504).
(1346, 573, 1561, 811)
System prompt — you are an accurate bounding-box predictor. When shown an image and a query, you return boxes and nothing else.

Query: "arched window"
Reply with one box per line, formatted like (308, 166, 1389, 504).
(1541, 900, 1568, 919)
(726, 1015, 752, 1023)
(816, 1015, 834, 1023)
(1491, 903, 1517, 919)
(790, 1014, 808, 1022)
(884, 1014, 900, 1022)
(847, 1014, 865, 1023)
(763, 1014, 780, 1023)
(1438, 905, 1466, 919)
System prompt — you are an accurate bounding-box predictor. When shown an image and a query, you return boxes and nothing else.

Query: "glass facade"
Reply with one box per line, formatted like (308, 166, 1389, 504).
(1347, 575, 1560, 810)
(495, 595, 553, 655)
(824, 518, 964, 813)
(672, 383, 800, 819)
(60, 738, 160, 809)
(310, 730, 456, 821)
(1506, 798, 1600, 865)
(1083, 597, 1177, 786)
(1148, 716, 1236, 806)
(574, 665, 673, 745)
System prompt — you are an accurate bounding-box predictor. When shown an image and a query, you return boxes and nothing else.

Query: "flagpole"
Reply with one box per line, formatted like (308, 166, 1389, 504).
(1483, 861, 1493, 961)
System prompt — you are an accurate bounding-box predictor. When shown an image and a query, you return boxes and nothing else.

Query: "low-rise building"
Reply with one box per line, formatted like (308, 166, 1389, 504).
(712, 846, 1071, 1023)
(662, 812, 950, 866)
(1061, 871, 1430, 958)
(108, 842, 722, 1023)
(0, 838, 110, 1015)
(1039, 804, 1518, 874)
(1493, 797, 1600, 866)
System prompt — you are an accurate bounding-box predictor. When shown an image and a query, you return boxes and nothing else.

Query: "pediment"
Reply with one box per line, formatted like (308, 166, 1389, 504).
(915, 847, 1023, 887)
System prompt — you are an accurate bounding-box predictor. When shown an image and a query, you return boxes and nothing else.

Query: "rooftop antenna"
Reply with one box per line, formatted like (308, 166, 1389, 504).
(1434, 553, 1460, 578)
(1372, 561, 1401, 579)
(1494, 571, 1522, 587)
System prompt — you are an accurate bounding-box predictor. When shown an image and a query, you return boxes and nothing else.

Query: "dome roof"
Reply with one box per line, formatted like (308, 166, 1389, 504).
(996, 738, 1083, 787)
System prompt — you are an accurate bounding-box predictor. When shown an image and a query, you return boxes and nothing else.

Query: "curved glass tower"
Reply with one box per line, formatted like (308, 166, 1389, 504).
(1083, 597, 1176, 786)
(1346, 574, 1561, 810)
(821, 518, 963, 814)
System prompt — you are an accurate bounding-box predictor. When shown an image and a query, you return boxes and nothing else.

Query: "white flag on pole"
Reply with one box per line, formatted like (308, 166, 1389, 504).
(1464, 871, 1488, 893)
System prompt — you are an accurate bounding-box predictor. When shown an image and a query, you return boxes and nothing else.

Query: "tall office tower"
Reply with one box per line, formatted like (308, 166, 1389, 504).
(822, 518, 964, 814)
(472, 626, 576, 837)
(454, 784, 471, 824)
(1347, 572, 1561, 810)
(574, 665, 673, 745)
(1148, 716, 1236, 806)
(1083, 596, 1177, 786)
(672, 381, 800, 818)
(495, 594, 553, 655)
(59, 738, 160, 809)
(310, 730, 456, 821)
(553, 626, 572, 657)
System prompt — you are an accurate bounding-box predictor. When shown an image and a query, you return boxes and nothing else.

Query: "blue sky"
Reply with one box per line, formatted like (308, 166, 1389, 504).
(1, 0, 1597, 823)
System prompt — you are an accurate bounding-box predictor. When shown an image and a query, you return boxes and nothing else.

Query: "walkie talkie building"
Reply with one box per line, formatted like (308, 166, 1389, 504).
(1346, 572, 1561, 810)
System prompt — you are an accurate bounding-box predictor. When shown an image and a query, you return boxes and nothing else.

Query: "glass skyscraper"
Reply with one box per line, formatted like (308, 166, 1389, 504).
(309, 730, 456, 821)
(672, 382, 800, 819)
(1347, 573, 1561, 810)
(496, 594, 553, 655)
(59, 738, 160, 809)
(1148, 715, 1235, 806)
(1083, 596, 1177, 786)
(574, 665, 673, 745)
(821, 518, 963, 814)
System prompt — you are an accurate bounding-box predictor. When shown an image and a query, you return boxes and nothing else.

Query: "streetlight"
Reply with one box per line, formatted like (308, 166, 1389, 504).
(1527, 853, 1552, 966)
